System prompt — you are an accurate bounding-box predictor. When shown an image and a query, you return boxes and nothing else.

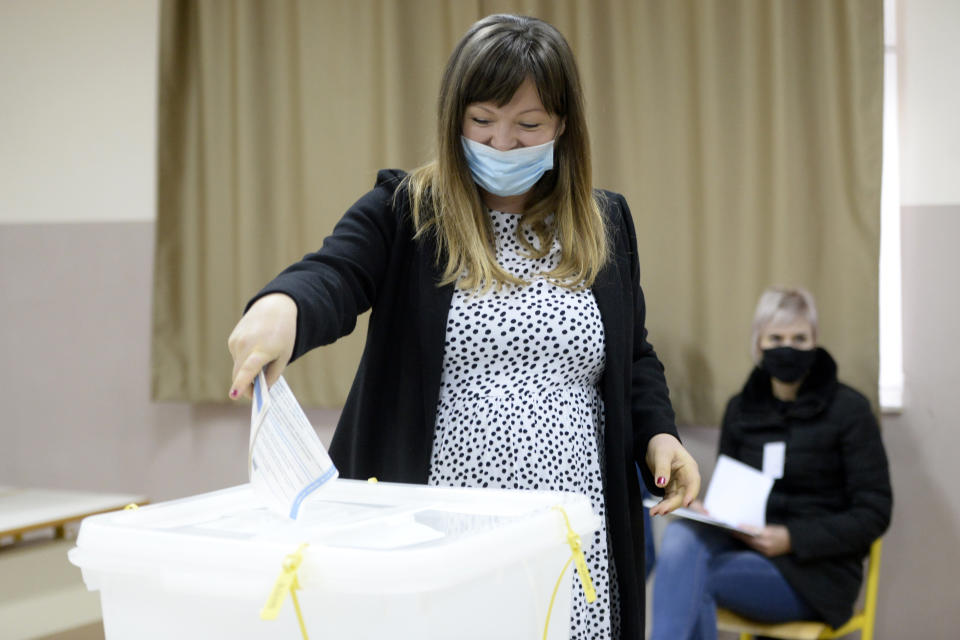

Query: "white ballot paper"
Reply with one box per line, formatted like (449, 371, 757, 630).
(641, 501, 759, 536)
(703, 454, 774, 530)
(643, 454, 774, 536)
(249, 371, 338, 519)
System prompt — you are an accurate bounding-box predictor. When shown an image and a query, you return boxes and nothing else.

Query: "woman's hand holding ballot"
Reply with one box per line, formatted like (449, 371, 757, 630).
(646, 433, 701, 516)
(228, 293, 298, 399)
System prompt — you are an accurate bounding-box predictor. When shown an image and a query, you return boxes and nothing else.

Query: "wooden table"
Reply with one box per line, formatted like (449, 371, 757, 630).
(0, 486, 147, 543)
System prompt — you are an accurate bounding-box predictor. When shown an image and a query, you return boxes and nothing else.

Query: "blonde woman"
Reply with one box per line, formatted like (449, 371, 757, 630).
(228, 14, 699, 639)
(650, 287, 892, 640)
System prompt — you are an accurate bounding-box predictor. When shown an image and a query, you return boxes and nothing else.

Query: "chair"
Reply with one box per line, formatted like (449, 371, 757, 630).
(716, 537, 883, 640)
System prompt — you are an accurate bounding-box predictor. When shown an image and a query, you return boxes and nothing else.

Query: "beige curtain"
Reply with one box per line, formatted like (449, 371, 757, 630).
(153, 0, 883, 424)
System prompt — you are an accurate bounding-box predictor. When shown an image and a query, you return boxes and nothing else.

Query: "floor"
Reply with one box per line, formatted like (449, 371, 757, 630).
(0, 535, 104, 640)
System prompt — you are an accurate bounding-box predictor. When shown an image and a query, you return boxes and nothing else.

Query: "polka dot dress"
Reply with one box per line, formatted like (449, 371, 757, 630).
(427, 210, 620, 639)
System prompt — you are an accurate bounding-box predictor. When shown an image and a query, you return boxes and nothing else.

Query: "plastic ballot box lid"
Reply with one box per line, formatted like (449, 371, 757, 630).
(68, 480, 600, 640)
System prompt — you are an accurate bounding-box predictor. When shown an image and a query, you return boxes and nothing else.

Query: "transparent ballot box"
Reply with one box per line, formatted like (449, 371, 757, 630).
(69, 480, 599, 639)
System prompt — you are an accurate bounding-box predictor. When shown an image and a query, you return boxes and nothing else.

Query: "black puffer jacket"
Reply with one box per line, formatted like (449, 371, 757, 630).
(719, 348, 892, 627)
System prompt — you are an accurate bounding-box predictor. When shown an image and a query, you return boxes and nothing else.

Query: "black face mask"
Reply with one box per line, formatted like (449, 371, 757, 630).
(761, 347, 817, 383)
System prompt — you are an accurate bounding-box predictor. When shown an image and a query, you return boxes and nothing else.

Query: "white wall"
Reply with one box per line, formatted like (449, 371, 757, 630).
(0, 0, 157, 224)
(898, 0, 960, 205)
(874, 0, 960, 635)
(0, 0, 340, 504)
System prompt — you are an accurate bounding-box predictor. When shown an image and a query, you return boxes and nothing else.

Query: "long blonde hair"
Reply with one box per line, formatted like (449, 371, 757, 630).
(402, 14, 608, 292)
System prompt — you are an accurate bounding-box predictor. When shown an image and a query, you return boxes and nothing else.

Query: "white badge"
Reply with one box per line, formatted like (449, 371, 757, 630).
(762, 441, 786, 479)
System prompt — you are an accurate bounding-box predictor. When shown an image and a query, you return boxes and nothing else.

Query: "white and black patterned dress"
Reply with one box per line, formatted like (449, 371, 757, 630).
(427, 210, 620, 639)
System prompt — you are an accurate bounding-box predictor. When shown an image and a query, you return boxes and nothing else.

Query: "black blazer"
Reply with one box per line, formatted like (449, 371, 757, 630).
(719, 348, 892, 627)
(251, 169, 679, 638)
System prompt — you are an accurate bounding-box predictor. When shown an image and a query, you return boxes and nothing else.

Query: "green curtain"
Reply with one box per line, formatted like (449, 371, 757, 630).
(153, 0, 883, 423)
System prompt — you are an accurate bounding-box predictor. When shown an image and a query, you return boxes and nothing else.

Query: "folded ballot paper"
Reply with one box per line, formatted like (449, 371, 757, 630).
(643, 455, 774, 536)
(249, 371, 338, 519)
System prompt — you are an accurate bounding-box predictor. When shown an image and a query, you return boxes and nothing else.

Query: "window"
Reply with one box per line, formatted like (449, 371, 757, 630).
(879, 0, 903, 411)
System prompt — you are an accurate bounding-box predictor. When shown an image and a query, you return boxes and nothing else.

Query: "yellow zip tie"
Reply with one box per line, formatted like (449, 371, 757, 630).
(289, 578, 309, 640)
(543, 506, 597, 640)
(542, 554, 575, 640)
(553, 506, 596, 603)
(123, 503, 139, 510)
(261, 543, 311, 640)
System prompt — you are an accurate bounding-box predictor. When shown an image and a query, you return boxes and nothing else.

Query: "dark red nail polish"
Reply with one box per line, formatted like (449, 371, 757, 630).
(229, 389, 238, 398)
(656, 476, 666, 486)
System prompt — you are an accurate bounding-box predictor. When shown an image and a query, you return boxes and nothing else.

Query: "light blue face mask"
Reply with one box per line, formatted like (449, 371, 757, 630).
(460, 136, 555, 197)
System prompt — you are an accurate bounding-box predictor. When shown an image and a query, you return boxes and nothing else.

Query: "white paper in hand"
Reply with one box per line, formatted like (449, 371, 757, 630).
(703, 454, 774, 530)
(249, 372, 338, 519)
(641, 498, 760, 536)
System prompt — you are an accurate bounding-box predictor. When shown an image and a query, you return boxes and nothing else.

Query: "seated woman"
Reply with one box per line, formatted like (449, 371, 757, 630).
(649, 286, 892, 640)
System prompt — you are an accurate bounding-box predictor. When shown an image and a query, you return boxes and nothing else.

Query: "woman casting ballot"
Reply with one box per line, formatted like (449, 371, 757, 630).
(228, 14, 700, 640)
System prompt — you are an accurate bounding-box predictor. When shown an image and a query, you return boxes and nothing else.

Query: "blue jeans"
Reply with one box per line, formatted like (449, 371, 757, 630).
(650, 519, 818, 640)
(637, 464, 656, 579)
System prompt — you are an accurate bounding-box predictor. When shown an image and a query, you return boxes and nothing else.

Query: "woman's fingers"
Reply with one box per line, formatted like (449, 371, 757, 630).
(649, 492, 683, 516)
(675, 462, 701, 507)
(647, 433, 679, 490)
(263, 356, 289, 389)
(231, 348, 276, 399)
(687, 499, 708, 515)
(645, 433, 702, 515)
(227, 294, 298, 399)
